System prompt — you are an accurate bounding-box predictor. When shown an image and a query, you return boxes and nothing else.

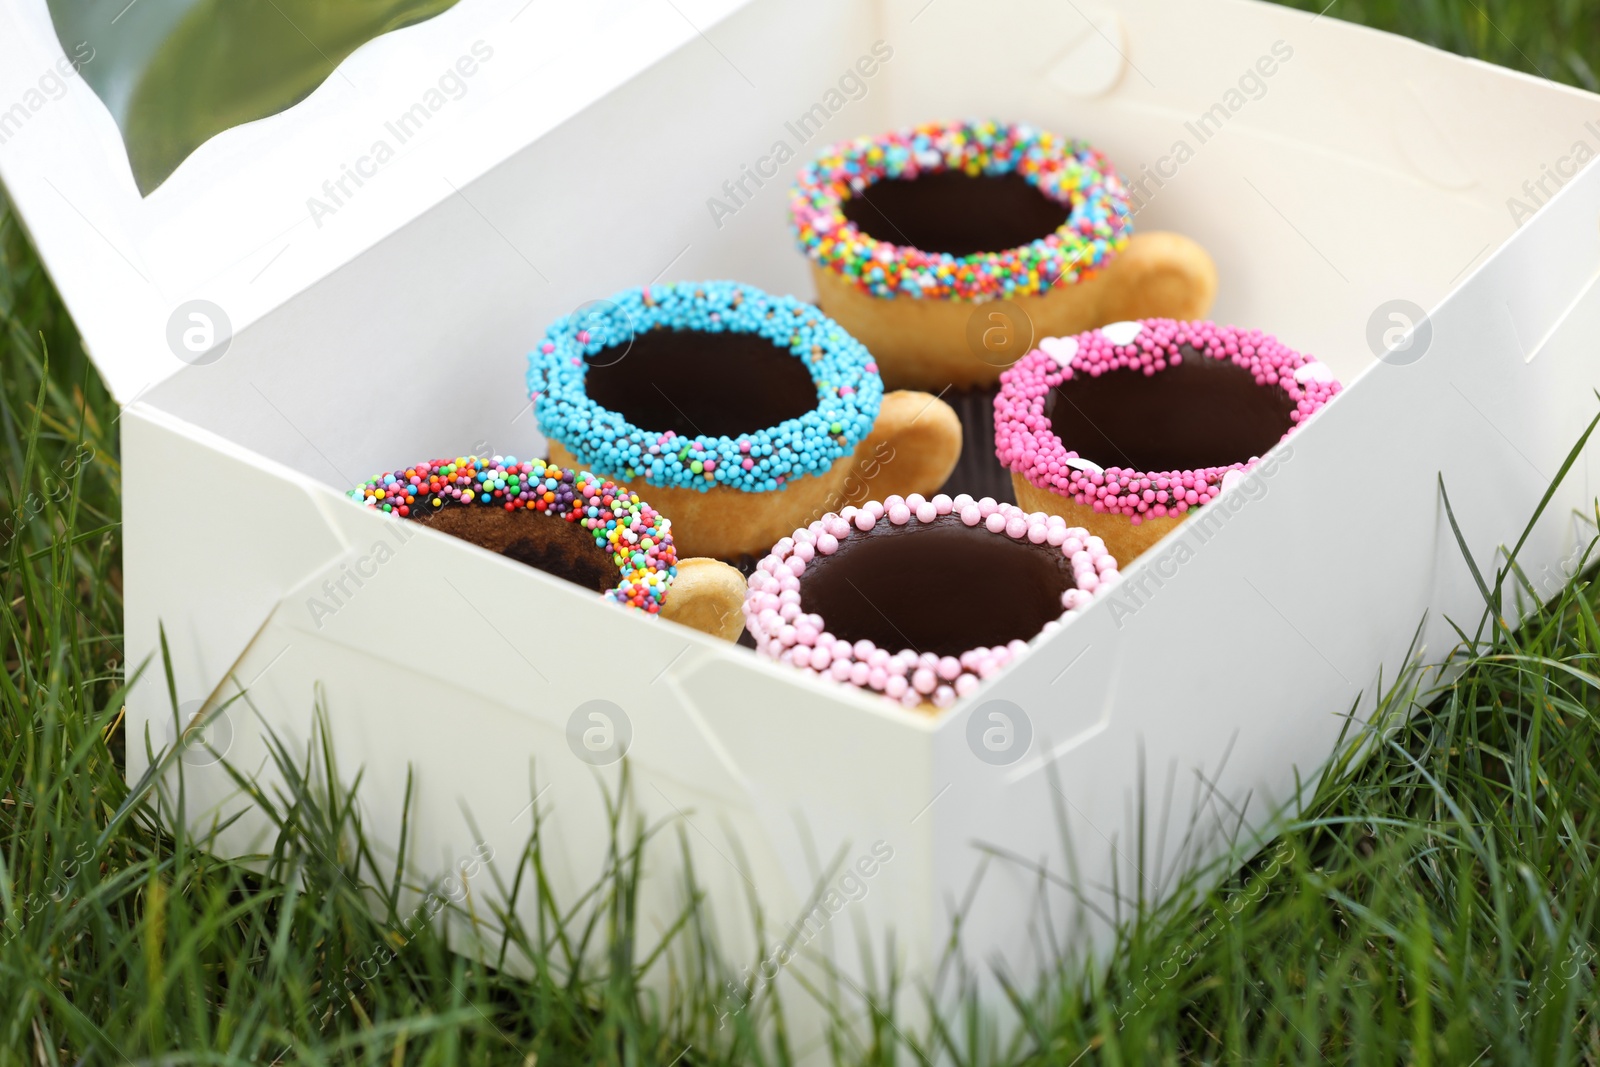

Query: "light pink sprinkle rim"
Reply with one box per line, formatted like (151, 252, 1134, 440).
(742, 494, 1119, 710)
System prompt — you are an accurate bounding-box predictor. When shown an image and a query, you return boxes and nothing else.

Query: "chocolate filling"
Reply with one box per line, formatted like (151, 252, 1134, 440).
(799, 515, 1073, 657)
(585, 329, 817, 438)
(940, 385, 1016, 505)
(1046, 347, 1296, 473)
(413, 506, 617, 593)
(840, 171, 1070, 257)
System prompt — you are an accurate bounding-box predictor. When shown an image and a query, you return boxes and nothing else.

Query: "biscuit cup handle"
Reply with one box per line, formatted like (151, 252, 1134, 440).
(1092, 231, 1218, 324)
(848, 390, 963, 504)
(660, 557, 748, 641)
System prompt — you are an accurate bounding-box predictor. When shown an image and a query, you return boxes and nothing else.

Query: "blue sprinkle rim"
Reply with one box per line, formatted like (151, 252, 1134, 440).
(528, 281, 885, 494)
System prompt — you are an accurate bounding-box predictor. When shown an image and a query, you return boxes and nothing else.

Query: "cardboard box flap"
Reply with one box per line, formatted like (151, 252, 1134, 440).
(0, 0, 755, 403)
(120, 404, 352, 724)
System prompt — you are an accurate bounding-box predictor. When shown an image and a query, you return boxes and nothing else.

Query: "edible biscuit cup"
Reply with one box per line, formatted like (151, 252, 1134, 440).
(791, 120, 1218, 394)
(744, 495, 1120, 710)
(529, 282, 963, 561)
(994, 318, 1341, 564)
(352, 454, 749, 641)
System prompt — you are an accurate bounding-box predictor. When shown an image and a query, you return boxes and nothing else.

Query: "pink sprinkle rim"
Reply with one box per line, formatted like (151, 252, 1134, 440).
(994, 319, 1341, 526)
(742, 495, 1120, 710)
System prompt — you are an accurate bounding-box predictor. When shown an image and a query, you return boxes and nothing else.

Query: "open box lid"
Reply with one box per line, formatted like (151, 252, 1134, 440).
(8, 0, 1599, 417)
(0, 0, 754, 403)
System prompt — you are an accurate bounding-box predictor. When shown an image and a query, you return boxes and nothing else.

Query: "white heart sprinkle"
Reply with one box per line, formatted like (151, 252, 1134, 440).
(1293, 360, 1334, 383)
(1220, 470, 1244, 493)
(1038, 335, 1078, 367)
(1064, 456, 1104, 475)
(1099, 320, 1143, 346)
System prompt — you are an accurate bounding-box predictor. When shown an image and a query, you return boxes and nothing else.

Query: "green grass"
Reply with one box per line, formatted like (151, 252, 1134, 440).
(1269, 0, 1600, 91)
(6, 1, 1600, 1062)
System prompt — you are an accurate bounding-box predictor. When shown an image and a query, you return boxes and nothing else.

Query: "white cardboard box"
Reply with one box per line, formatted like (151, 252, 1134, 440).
(5, 0, 1600, 1043)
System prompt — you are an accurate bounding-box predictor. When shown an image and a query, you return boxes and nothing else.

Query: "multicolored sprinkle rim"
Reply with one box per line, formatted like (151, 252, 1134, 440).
(789, 119, 1132, 302)
(528, 282, 884, 494)
(994, 319, 1341, 525)
(744, 495, 1119, 709)
(351, 455, 677, 612)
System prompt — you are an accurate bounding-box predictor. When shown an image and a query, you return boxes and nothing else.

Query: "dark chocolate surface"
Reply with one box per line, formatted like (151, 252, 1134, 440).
(1046, 347, 1296, 473)
(799, 515, 1072, 656)
(415, 506, 616, 593)
(585, 328, 817, 438)
(840, 171, 1069, 256)
(939, 385, 1016, 504)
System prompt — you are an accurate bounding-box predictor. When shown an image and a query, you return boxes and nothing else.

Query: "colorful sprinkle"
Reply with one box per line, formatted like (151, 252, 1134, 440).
(527, 282, 883, 494)
(742, 497, 1118, 708)
(994, 319, 1341, 524)
(350, 455, 677, 612)
(789, 119, 1131, 301)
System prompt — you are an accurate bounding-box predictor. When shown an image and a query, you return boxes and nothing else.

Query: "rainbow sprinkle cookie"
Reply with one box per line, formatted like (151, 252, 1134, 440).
(789, 120, 1131, 301)
(744, 495, 1119, 710)
(528, 281, 883, 494)
(351, 455, 677, 611)
(995, 319, 1341, 524)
